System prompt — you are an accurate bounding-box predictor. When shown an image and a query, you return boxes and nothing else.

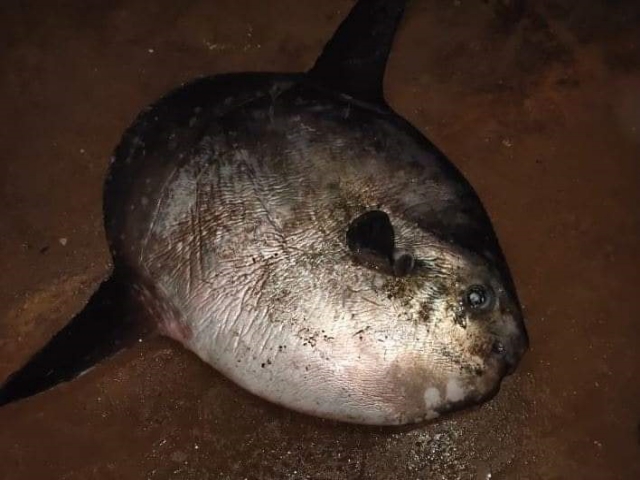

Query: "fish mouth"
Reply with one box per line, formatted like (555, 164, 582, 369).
(507, 324, 529, 375)
(491, 315, 529, 376)
(491, 336, 528, 376)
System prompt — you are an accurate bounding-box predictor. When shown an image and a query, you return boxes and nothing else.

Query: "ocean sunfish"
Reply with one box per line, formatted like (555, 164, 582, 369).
(0, 0, 528, 425)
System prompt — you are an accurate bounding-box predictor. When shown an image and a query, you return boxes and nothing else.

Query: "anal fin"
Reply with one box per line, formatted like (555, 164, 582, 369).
(0, 270, 151, 406)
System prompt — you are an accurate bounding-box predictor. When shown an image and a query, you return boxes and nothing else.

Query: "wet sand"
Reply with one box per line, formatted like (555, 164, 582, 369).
(0, 0, 639, 478)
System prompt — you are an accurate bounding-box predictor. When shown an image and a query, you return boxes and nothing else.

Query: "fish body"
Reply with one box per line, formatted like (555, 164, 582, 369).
(0, 0, 528, 425)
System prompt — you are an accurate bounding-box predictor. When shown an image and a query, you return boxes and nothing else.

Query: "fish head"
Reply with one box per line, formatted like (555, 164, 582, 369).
(345, 204, 528, 421)
(389, 230, 529, 419)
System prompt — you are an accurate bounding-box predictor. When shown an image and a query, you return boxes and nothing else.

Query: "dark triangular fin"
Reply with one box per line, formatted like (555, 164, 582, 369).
(0, 271, 150, 406)
(307, 0, 409, 105)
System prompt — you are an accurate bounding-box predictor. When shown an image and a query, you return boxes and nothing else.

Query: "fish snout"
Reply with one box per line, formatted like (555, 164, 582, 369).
(492, 321, 529, 375)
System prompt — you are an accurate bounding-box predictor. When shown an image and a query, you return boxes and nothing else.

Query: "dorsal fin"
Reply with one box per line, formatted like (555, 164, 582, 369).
(307, 0, 409, 106)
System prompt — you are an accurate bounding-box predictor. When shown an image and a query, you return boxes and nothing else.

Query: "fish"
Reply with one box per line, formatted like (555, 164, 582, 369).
(0, 0, 528, 425)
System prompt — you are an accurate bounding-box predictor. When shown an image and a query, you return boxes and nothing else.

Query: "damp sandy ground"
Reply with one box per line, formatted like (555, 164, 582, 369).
(0, 0, 638, 478)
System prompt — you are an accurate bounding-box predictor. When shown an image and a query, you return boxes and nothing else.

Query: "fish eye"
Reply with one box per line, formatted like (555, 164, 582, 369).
(465, 284, 495, 311)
